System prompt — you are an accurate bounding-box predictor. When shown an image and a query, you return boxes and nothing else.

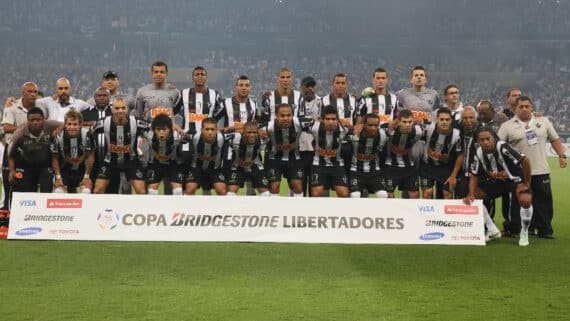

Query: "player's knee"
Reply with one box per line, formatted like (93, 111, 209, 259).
(375, 190, 388, 198)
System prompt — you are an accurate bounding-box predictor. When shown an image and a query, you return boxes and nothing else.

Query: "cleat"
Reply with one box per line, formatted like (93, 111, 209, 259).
(519, 232, 529, 247)
(485, 230, 502, 242)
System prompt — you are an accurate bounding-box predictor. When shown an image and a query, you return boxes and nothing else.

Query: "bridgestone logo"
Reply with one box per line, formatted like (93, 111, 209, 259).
(24, 215, 75, 222)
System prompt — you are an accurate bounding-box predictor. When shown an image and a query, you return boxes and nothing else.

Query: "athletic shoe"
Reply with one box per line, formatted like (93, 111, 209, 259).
(485, 230, 502, 242)
(519, 232, 529, 247)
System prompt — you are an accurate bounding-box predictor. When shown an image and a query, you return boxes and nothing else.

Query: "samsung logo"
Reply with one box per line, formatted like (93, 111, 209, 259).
(15, 227, 43, 236)
(419, 232, 445, 241)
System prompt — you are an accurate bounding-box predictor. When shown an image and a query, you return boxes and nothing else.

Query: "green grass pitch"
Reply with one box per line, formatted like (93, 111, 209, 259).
(1, 159, 569, 321)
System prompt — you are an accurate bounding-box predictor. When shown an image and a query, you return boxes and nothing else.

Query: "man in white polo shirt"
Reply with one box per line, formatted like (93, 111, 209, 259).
(36, 77, 89, 121)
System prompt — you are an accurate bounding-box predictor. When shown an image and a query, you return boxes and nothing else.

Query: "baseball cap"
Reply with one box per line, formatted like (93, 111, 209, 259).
(102, 70, 119, 79)
(301, 76, 316, 87)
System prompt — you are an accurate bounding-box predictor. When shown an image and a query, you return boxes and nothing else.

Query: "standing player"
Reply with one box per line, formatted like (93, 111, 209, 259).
(383, 109, 423, 198)
(227, 121, 269, 196)
(218, 75, 256, 133)
(36, 78, 90, 122)
(357, 68, 397, 126)
(144, 114, 186, 196)
(419, 107, 464, 199)
(465, 127, 533, 246)
(310, 105, 349, 197)
(259, 68, 301, 123)
(185, 118, 228, 196)
(51, 110, 95, 193)
(396, 65, 441, 124)
(348, 113, 388, 198)
(135, 61, 181, 123)
(262, 103, 304, 197)
(92, 97, 148, 194)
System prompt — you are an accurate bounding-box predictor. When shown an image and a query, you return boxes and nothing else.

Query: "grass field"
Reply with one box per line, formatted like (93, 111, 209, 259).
(1, 159, 569, 321)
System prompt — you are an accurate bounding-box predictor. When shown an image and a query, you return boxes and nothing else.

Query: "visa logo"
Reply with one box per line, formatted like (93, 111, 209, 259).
(418, 205, 435, 213)
(20, 200, 37, 207)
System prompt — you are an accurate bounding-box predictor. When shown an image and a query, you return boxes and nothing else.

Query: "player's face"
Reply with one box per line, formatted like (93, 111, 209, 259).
(103, 77, 119, 93)
(27, 113, 44, 135)
(56, 79, 71, 102)
(436, 113, 452, 132)
(332, 76, 347, 96)
(65, 117, 81, 137)
(477, 131, 496, 153)
(22, 83, 38, 106)
(507, 89, 522, 107)
(193, 69, 207, 87)
(372, 72, 388, 91)
(478, 104, 493, 123)
(201, 123, 217, 143)
(410, 70, 427, 87)
(153, 127, 171, 140)
(301, 84, 316, 101)
(445, 87, 460, 105)
(516, 100, 533, 121)
(399, 117, 414, 133)
(152, 65, 168, 86)
(94, 89, 110, 107)
(277, 71, 292, 90)
(244, 127, 259, 144)
(276, 107, 293, 128)
(364, 117, 380, 137)
(461, 109, 477, 132)
(112, 101, 128, 123)
(236, 79, 250, 98)
(323, 113, 338, 131)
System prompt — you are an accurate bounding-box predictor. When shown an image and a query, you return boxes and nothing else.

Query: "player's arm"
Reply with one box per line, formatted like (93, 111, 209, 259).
(51, 153, 65, 190)
(550, 138, 567, 168)
(81, 150, 94, 190)
(445, 153, 464, 190)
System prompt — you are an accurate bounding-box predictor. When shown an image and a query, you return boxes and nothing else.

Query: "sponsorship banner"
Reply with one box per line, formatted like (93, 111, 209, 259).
(8, 192, 484, 245)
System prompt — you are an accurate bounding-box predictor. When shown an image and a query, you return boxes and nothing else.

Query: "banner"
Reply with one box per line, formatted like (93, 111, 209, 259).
(8, 192, 485, 245)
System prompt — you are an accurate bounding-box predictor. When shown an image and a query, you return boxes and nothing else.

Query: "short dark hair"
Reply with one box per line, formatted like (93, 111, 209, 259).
(202, 117, 217, 127)
(243, 121, 258, 131)
(193, 66, 207, 76)
(436, 107, 452, 117)
(411, 65, 425, 75)
(151, 114, 173, 130)
(398, 109, 413, 119)
(151, 61, 168, 73)
(507, 87, 521, 98)
(516, 96, 532, 105)
(364, 113, 380, 124)
(27, 107, 44, 119)
(322, 105, 338, 117)
(443, 84, 459, 96)
(475, 126, 498, 141)
(236, 75, 249, 85)
(477, 100, 494, 112)
(276, 103, 292, 114)
(332, 73, 347, 84)
(372, 68, 388, 77)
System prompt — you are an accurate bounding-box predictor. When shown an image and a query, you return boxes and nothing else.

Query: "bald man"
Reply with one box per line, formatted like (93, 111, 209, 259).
(36, 77, 90, 121)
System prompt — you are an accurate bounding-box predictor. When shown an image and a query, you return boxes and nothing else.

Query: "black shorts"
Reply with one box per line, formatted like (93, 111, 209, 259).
(265, 159, 304, 183)
(420, 163, 453, 192)
(348, 171, 384, 193)
(186, 168, 226, 187)
(146, 163, 185, 185)
(479, 177, 519, 199)
(311, 166, 347, 188)
(61, 168, 85, 189)
(97, 165, 145, 181)
(383, 166, 419, 193)
(454, 174, 470, 199)
(228, 166, 269, 188)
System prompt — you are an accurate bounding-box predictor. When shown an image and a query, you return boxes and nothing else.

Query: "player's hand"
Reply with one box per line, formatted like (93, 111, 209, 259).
(173, 123, 185, 136)
(352, 124, 363, 136)
(80, 178, 92, 190)
(4, 97, 16, 108)
(497, 112, 508, 123)
(52, 124, 65, 137)
(8, 171, 16, 185)
(559, 157, 567, 168)
(444, 176, 457, 190)
(388, 119, 399, 130)
(516, 183, 530, 195)
(233, 121, 244, 132)
(258, 130, 268, 139)
(340, 118, 352, 128)
(463, 194, 475, 205)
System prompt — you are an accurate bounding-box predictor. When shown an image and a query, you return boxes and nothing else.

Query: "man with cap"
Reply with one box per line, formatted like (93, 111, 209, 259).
(88, 71, 135, 112)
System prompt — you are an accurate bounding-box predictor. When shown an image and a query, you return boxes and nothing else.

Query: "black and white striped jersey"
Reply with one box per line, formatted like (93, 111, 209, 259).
(92, 116, 149, 167)
(321, 94, 357, 125)
(471, 141, 524, 183)
(51, 128, 94, 172)
(265, 118, 302, 162)
(231, 133, 263, 172)
(384, 125, 423, 168)
(179, 88, 223, 135)
(311, 122, 348, 167)
(422, 123, 462, 167)
(145, 131, 185, 166)
(349, 128, 388, 172)
(190, 132, 227, 170)
(260, 90, 301, 121)
(220, 97, 256, 128)
(357, 93, 397, 125)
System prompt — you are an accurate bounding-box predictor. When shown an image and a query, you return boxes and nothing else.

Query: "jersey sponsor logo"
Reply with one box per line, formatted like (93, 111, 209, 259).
(150, 108, 172, 118)
(63, 155, 86, 165)
(318, 148, 338, 157)
(444, 205, 478, 215)
(355, 153, 376, 161)
(378, 114, 392, 123)
(412, 111, 431, 121)
(238, 160, 255, 168)
(110, 144, 132, 154)
(189, 113, 208, 123)
(427, 148, 449, 161)
(277, 143, 295, 152)
(390, 145, 409, 156)
(154, 152, 172, 161)
(197, 154, 217, 161)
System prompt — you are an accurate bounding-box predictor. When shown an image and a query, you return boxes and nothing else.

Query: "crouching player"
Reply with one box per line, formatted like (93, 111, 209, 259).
(464, 127, 533, 246)
(227, 121, 270, 196)
(310, 105, 349, 197)
(144, 114, 186, 195)
(51, 110, 95, 193)
(348, 113, 388, 198)
(185, 117, 228, 195)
